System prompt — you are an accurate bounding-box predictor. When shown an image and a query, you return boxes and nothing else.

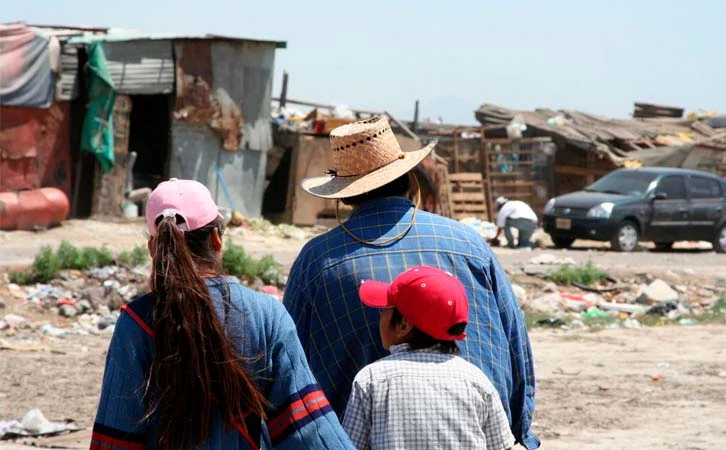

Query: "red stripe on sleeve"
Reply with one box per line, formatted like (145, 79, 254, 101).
(120, 305, 154, 337)
(268, 391, 330, 439)
(91, 431, 144, 450)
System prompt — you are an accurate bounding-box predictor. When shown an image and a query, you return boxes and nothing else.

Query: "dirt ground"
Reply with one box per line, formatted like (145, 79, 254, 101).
(2, 326, 724, 450)
(2, 219, 726, 449)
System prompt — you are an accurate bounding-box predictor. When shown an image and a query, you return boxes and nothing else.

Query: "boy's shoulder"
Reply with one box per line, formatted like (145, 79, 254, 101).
(354, 349, 497, 393)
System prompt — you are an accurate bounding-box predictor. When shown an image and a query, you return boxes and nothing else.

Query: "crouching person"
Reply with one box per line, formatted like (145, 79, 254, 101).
(343, 266, 515, 450)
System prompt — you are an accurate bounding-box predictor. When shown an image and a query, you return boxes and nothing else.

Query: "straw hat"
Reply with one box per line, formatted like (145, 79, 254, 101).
(300, 116, 437, 199)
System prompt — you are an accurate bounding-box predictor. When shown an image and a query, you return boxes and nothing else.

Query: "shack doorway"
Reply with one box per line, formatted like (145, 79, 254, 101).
(127, 94, 173, 195)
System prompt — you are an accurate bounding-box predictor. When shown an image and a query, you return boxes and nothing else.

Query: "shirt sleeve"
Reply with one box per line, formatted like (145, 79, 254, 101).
(496, 204, 509, 228)
(264, 301, 355, 449)
(282, 248, 312, 353)
(342, 375, 372, 450)
(91, 313, 150, 450)
(483, 391, 517, 450)
(489, 257, 539, 449)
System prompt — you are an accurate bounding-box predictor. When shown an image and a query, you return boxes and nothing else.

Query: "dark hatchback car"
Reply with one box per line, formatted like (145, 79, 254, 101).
(543, 168, 726, 252)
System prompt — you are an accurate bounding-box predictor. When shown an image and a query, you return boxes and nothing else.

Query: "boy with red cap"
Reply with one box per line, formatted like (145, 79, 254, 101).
(342, 266, 515, 450)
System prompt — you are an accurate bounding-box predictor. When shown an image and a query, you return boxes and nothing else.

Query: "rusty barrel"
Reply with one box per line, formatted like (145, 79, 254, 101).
(0, 188, 70, 231)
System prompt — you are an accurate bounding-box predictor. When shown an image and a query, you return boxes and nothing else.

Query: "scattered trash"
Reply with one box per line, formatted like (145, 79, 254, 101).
(524, 293, 562, 314)
(56, 298, 77, 307)
(227, 216, 317, 240)
(97, 315, 117, 331)
(103, 279, 121, 290)
(646, 301, 679, 316)
(277, 224, 306, 240)
(88, 267, 116, 280)
(1, 314, 28, 331)
(76, 300, 92, 314)
(458, 218, 498, 241)
(260, 285, 282, 299)
(39, 324, 70, 338)
(581, 306, 611, 319)
(553, 367, 583, 376)
(622, 318, 642, 329)
(511, 284, 527, 301)
(0, 339, 52, 352)
(529, 253, 576, 266)
(656, 362, 671, 369)
(651, 374, 662, 382)
(506, 115, 527, 139)
(559, 293, 592, 313)
(0, 409, 81, 439)
(546, 115, 569, 127)
(536, 317, 566, 328)
(58, 305, 78, 318)
(599, 302, 647, 315)
(678, 318, 695, 326)
(637, 279, 679, 304)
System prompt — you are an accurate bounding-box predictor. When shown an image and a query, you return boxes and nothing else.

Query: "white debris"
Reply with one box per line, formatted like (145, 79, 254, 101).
(638, 279, 680, 304)
(529, 253, 576, 266)
(0, 408, 81, 438)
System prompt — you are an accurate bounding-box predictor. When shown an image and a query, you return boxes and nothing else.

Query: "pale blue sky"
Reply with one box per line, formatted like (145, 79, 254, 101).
(3, 0, 724, 124)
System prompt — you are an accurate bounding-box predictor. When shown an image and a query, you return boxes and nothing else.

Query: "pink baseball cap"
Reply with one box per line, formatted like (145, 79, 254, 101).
(145, 178, 222, 236)
(359, 266, 469, 341)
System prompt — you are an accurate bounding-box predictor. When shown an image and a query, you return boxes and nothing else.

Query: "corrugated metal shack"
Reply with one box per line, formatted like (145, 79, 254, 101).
(2, 24, 284, 219)
(61, 32, 286, 218)
(475, 104, 726, 198)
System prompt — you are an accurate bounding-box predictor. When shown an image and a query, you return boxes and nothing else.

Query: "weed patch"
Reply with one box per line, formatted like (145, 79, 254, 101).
(222, 242, 281, 285)
(118, 245, 148, 267)
(11, 242, 126, 284)
(544, 261, 609, 286)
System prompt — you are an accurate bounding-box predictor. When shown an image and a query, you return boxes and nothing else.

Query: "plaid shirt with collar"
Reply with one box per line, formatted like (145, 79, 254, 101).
(283, 197, 540, 449)
(342, 343, 516, 450)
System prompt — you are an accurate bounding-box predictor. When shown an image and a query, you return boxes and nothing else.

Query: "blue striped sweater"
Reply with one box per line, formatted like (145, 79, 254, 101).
(91, 278, 354, 449)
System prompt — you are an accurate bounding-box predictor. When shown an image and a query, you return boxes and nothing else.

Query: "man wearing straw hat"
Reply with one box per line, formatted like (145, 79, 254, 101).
(283, 116, 539, 449)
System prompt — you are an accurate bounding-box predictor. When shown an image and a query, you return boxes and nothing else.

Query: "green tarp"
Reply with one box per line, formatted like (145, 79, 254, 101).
(80, 42, 115, 173)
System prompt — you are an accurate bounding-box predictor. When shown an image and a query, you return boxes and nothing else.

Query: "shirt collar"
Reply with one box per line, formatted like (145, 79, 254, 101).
(388, 343, 412, 354)
(350, 197, 414, 217)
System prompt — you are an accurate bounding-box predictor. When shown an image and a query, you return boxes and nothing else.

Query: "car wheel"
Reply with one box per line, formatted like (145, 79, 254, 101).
(653, 242, 674, 252)
(551, 236, 575, 249)
(713, 224, 726, 253)
(611, 221, 640, 252)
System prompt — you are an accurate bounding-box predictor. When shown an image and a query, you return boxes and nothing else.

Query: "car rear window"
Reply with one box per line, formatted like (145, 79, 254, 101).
(689, 176, 724, 198)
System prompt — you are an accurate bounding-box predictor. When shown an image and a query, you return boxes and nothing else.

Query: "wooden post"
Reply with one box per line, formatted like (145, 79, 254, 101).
(279, 71, 289, 109)
(412, 99, 419, 133)
(585, 152, 596, 185)
(453, 130, 460, 173)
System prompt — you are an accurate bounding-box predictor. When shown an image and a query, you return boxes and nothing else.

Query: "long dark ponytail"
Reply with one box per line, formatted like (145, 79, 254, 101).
(145, 215, 267, 450)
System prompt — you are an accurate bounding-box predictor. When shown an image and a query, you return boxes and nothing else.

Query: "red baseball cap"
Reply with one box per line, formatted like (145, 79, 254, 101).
(359, 266, 469, 341)
(145, 178, 222, 236)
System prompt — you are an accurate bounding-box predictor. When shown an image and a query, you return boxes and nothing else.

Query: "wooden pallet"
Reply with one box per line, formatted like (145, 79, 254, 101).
(448, 172, 488, 220)
(481, 136, 555, 220)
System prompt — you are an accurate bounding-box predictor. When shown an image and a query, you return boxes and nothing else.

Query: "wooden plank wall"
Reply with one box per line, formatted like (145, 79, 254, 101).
(91, 95, 132, 217)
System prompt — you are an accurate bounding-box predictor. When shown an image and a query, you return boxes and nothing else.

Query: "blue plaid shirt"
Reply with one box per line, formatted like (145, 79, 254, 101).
(283, 197, 539, 449)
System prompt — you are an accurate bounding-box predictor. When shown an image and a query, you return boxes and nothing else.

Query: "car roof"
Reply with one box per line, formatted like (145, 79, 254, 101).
(615, 167, 724, 180)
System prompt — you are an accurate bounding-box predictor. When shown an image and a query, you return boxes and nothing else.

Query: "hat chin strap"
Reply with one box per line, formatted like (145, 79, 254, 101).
(336, 173, 421, 247)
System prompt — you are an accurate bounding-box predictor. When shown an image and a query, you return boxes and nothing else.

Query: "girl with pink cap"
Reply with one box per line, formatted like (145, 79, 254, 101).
(91, 179, 354, 450)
